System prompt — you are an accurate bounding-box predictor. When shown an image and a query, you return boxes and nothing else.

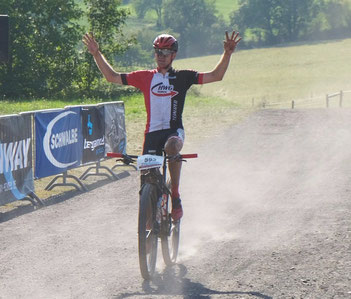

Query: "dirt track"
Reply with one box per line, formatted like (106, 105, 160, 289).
(1, 109, 351, 298)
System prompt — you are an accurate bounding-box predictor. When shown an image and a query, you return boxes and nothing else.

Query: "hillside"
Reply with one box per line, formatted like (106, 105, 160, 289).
(174, 38, 351, 108)
(121, 0, 239, 29)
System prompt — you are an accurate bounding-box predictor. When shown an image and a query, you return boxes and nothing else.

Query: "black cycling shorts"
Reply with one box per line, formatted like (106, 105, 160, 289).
(143, 128, 185, 156)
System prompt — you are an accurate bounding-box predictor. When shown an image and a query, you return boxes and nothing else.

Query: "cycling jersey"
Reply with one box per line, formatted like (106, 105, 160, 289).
(121, 68, 204, 133)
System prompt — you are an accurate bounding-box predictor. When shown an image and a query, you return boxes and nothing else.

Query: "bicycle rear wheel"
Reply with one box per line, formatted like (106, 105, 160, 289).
(138, 183, 158, 280)
(161, 188, 180, 265)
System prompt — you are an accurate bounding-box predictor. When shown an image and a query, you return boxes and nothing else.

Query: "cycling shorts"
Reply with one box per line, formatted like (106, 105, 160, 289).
(143, 128, 185, 156)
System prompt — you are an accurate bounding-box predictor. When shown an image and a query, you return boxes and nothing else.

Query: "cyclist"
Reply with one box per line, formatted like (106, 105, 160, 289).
(83, 31, 241, 221)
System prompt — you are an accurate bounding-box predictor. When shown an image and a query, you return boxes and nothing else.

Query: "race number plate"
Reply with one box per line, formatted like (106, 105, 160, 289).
(137, 155, 164, 170)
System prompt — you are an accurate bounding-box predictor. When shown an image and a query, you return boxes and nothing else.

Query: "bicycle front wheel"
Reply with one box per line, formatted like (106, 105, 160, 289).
(138, 183, 158, 280)
(161, 189, 180, 265)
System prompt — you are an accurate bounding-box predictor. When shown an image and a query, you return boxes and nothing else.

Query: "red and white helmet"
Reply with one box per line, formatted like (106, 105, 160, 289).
(153, 34, 178, 52)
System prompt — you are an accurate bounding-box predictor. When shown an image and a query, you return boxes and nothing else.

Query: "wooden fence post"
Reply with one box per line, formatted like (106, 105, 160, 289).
(292, 100, 295, 109)
(326, 94, 329, 108)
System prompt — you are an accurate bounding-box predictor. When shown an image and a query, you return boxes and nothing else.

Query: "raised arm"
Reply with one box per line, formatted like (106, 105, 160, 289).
(82, 33, 123, 85)
(202, 31, 241, 84)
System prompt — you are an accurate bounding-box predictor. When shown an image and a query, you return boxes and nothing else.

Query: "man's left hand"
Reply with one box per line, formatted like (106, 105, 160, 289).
(224, 31, 242, 54)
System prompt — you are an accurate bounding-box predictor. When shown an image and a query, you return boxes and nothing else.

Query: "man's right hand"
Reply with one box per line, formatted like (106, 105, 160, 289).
(82, 32, 99, 56)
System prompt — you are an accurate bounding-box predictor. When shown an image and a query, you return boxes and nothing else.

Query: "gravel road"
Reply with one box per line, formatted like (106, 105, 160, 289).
(1, 109, 351, 299)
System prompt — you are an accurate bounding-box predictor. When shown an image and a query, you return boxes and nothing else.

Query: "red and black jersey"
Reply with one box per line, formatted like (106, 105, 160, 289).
(121, 68, 204, 133)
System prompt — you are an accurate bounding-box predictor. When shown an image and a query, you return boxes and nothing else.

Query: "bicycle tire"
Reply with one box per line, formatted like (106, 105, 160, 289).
(161, 182, 180, 265)
(161, 219, 180, 265)
(138, 183, 158, 280)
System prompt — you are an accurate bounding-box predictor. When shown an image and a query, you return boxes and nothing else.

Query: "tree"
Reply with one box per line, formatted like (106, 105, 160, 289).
(0, 0, 135, 99)
(163, 0, 224, 58)
(273, 0, 318, 42)
(230, 0, 319, 46)
(0, 0, 83, 98)
(132, 0, 163, 28)
(231, 0, 277, 45)
(77, 0, 134, 97)
(322, 0, 351, 35)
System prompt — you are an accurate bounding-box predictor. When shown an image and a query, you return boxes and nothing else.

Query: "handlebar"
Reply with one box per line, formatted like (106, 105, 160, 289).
(180, 154, 198, 159)
(106, 152, 198, 161)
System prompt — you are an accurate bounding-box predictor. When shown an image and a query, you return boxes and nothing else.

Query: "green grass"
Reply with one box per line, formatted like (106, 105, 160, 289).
(174, 38, 351, 108)
(215, 0, 239, 21)
(0, 98, 116, 115)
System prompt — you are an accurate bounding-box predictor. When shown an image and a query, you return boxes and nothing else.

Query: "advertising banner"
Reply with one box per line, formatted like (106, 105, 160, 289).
(104, 102, 126, 155)
(0, 114, 34, 205)
(35, 107, 82, 179)
(81, 106, 105, 164)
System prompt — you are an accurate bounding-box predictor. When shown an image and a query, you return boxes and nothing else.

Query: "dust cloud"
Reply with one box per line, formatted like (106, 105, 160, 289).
(178, 109, 351, 261)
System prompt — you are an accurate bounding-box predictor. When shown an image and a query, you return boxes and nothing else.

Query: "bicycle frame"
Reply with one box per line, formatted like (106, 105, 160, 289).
(139, 152, 176, 239)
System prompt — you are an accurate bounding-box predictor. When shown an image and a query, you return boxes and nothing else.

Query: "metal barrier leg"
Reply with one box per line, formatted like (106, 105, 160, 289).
(79, 161, 117, 180)
(80, 161, 132, 181)
(45, 171, 88, 192)
(21, 196, 37, 206)
(26, 191, 44, 206)
(112, 163, 137, 171)
(79, 165, 101, 180)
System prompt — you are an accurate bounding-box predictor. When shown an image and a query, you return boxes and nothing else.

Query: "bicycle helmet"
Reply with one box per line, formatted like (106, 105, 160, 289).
(153, 34, 178, 52)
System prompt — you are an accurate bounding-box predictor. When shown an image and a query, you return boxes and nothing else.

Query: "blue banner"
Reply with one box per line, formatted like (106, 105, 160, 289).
(35, 107, 82, 179)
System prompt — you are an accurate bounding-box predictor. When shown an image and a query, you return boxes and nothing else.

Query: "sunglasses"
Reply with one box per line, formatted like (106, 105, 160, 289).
(154, 48, 175, 56)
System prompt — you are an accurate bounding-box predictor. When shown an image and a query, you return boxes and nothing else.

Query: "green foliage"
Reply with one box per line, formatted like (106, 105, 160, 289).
(77, 0, 135, 97)
(127, 0, 230, 58)
(115, 29, 156, 67)
(132, 0, 163, 27)
(215, 0, 240, 21)
(0, 0, 84, 98)
(310, 0, 351, 39)
(163, 0, 225, 57)
(0, 0, 135, 100)
(230, 0, 351, 47)
(231, 0, 318, 45)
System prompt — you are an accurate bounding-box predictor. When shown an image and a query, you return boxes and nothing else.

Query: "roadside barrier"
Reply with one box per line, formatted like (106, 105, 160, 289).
(253, 90, 351, 109)
(0, 101, 127, 208)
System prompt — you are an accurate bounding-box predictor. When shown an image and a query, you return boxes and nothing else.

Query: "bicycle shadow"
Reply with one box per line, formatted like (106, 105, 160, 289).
(115, 264, 272, 298)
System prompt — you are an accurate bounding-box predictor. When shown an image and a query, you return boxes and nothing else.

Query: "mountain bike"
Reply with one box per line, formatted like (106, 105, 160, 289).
(107, 151, 197, 280)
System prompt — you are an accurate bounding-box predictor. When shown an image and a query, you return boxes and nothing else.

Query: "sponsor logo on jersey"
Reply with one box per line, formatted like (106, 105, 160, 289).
(151, 82, 178, 98)
(172, 100, 178, 120)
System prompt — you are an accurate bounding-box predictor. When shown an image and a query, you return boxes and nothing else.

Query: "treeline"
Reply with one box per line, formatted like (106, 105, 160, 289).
(132, 0, 351, 51)
(1, 0, 350, 100)
(231, 0, 351, 47)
